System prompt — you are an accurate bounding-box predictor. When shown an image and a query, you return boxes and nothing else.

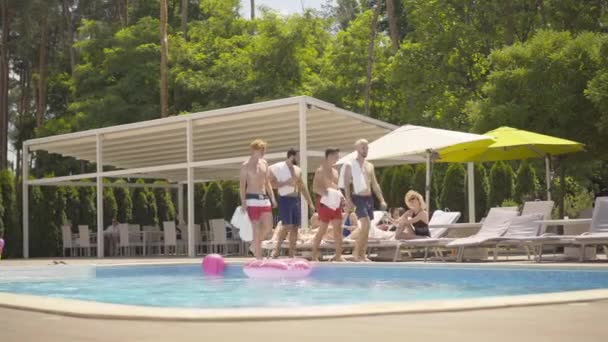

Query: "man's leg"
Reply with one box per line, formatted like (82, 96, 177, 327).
(312, 221, 328, 262)
(330, 218, 345, 262)
(273, 225, 291, 258)
(356, 217, 371, 261)
(252, 221, 263, 260)
(287, 227, 298, 258)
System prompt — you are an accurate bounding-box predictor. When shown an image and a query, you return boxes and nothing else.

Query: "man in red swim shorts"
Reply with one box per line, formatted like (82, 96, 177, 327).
(239, 139, 277, 260)
(311, 148, 345, 262)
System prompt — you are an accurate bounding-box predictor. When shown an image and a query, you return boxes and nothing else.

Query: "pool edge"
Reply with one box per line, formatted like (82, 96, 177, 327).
(1, 288, 608, 322)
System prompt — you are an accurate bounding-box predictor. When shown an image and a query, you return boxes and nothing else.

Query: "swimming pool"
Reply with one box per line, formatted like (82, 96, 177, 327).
(1, 263, 608, 310)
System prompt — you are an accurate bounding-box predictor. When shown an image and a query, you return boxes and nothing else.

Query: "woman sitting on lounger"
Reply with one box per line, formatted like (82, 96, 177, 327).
(393, 191, 429, 239)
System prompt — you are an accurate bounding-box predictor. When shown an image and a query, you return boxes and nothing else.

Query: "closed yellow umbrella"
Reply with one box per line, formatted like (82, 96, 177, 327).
(436, 126, 584, 203)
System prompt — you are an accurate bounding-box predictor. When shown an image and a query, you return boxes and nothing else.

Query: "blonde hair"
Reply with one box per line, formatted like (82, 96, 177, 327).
(250, 139, 267, 151)
(404, 190, 426, 210)
(355, 139, 368, 147)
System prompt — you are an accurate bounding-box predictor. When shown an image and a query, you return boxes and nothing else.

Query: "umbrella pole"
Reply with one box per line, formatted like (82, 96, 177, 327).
(467, 162, 475, 223)
(425, 151, 431, 210)
(545, 155, 551, 201)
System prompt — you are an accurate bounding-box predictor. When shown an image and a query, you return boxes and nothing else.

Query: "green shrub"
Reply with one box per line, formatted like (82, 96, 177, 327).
(1, 170, 20, 257)
(78, 185, 97, 228)
(514, 160, 540, 203)
(154, 181, 176, 224)
(132, 179, 157, 226)
(103, 186, 118, 228)
(413, 164, 427, 195)
(439, 164, 466, 221)
(222, 181, 239, 220)
(473, 163, 489, 221)
(390, 165, 414, 207)
(489, 161, 515, 207)
(500, 198, 519, 208)
(0, 177, 4, 237)
(195, 183, 207, 224)
(113, 179, 133, 223)
(203, 181, 224, 220)
(64, 186, 80, 228)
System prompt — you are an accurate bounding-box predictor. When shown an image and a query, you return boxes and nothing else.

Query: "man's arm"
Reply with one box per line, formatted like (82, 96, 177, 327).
(265, 163, 277, 207)
(370, 164, 387, 208)
(239, 166, 247, 210)
(312, 170, 327, 197)
(343, 164, 353, 207)
(296, 175, 315, 209)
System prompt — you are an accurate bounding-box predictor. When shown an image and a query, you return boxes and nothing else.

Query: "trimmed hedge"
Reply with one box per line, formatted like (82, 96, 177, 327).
(489, 161, 515, 207)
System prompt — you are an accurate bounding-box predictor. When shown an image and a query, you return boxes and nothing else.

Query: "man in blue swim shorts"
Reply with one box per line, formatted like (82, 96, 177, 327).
(270, 149, 314, 258)
(343, 139, 387, 262)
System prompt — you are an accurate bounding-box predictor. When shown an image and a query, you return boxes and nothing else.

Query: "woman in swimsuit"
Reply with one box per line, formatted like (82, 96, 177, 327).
(394, 190, 430, 240)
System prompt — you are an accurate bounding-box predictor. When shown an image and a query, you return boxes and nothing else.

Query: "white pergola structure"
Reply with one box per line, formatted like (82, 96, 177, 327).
(22, 96, 396, 258)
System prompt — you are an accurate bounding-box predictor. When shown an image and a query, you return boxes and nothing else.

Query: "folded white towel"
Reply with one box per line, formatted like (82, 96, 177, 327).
(320, 188, 344, 210)
(349, 160, 369, 194)
(270, 161, 295, 196)
(338, 163, 347, 189)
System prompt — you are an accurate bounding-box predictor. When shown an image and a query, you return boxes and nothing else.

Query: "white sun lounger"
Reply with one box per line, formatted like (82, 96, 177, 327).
(376, 210, 461, 261)
(523, 197, 608, 262)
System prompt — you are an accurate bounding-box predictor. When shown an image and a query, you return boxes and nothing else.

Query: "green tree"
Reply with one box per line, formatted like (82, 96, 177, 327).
(132, 179, 157, 226)
(1, 170, 20, 257)
(113, 180, 133, 223)
(78, 185, 97, 228)
(489, 161, 515, 207)
(514, 160, 540, 203)
(64, 185, 79, 228)
(154, 181, 176, 224)
(103, 186, 118, 228)
(469, 30, 608, 161)
(203, 181, 223, 220)
(194, 183, 207, 224)
(379, 167, 395, 205)
(439, 164, 466, 221)
(222, 180, 239, 220)
(473, 163, 489, 221)
(389, 165, 414, 208)
(413, 164, 426, 196)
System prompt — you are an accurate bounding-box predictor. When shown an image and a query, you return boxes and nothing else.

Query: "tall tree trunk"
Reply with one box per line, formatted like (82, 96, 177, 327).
(363, 3, 382, 116)
(181, 0, 188, 39)
(0, 1, 11, 169)
(116, 0, 128, 27)
(537, 0, 546, 27)
(386, 0, 400, 51)
(250, 0, 255, 19)
(504, 0, 515, 45)
(160, 0, 169, 118)
(62, 0, 76, 76)
(36, 14, 49, 127)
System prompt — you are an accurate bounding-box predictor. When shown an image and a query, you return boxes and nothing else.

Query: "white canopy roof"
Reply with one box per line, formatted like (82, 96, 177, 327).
(337, 125, 492, 166)
(25, 96, 397, 184)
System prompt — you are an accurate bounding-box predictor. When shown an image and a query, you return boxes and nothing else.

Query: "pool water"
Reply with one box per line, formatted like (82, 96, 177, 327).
(1, 264, 608, 309)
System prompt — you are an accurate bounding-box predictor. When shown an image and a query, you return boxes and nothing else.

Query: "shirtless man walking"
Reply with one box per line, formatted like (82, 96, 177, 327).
(270, 148, 314, 258)
(240, 139, 277, 260)
(311, 148, 346, 262)
(343, 139, 387, 262)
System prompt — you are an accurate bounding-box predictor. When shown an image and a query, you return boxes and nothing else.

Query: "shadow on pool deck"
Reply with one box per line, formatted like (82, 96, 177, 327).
(2, 300, 607, 342)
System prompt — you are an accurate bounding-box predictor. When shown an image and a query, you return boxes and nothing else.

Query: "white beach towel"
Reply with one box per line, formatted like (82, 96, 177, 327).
(231, 206, 253, 242)
(321, 188, 344, 210)
(270, 161, 295, 196)
(338, 163, 347, 189)
(349, 160, 368, 194)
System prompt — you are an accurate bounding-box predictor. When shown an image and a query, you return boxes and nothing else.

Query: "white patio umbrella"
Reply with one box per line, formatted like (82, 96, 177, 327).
(337, 125, 493, 210)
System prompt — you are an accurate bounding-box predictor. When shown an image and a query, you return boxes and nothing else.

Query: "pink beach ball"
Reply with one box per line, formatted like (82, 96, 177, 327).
(202, 254, 226, 276)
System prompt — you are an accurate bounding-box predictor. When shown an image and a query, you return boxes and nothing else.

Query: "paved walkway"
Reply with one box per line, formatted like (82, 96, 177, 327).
(2, 301, 608, 342)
